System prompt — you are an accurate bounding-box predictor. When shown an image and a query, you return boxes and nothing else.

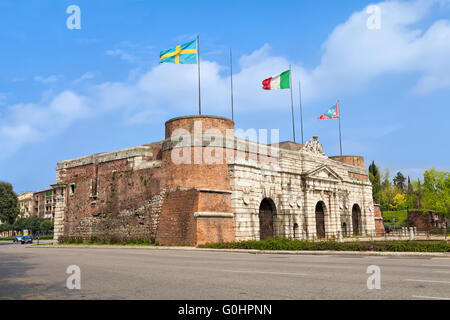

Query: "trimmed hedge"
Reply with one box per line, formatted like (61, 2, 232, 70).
(58, 235, 159, 246)
(37, 236, 53, 240)
(198, 238, 450, 253)
(0, 236, 53, 241)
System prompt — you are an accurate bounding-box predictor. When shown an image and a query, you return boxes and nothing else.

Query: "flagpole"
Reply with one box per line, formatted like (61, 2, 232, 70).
(197, 35, 202, 115)
(338, 100, 342, 156)
(298, 80, 304, 144)
(230, 48, 234, 121)
(289, 64, 296, 142)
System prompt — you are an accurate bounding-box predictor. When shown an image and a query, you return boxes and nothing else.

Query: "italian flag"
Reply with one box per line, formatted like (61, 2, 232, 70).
(262, 70, 290, 90)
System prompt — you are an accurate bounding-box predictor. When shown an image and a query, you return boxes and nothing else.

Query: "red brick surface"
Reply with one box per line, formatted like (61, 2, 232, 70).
(157, 189, 198, 246)
(330, 156, 365, 168)
(165, 115, 234, 139)
(407, 211, 434, 231)
(373, 205, 385, 236)
(196, 217, 235, 245)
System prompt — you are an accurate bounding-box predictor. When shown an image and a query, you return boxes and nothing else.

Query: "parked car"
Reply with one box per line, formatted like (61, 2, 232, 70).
(20, 236, 33, 244)
(13, 234, 24, 243)
(384, 225, 393, 234)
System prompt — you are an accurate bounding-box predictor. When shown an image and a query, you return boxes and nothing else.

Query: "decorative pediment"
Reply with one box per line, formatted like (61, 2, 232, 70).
(303, 165, 343, 182)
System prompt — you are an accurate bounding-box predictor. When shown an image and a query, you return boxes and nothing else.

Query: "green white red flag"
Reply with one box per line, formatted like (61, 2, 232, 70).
(262, 70, 291, 90)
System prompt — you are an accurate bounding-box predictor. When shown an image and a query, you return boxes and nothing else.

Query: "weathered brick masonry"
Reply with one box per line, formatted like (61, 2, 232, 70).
(373, 204, 385, 236)
(53, 115, 376, 245)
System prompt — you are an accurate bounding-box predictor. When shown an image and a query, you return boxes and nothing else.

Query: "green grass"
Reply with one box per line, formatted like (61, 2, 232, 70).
(198, 238, 450, 253)
(31, 242, 54, 246)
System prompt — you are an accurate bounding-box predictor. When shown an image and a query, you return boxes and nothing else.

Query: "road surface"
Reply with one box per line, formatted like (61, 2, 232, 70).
(0, 241, 449, 300)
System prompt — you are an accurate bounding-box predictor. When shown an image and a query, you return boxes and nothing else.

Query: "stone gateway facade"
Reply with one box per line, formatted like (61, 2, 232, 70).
(53, 115, 376, 245)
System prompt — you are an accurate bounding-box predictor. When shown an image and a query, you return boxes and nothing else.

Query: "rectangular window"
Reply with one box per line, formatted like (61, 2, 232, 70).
(70, 184, 76, 195)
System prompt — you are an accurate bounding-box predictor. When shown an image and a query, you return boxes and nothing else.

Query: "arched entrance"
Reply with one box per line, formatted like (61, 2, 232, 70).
(259, 198, 276, 240)
(315, 202, 326, 238)
(342, 222, 347, 236)
(352, 204, 361, 235)
(293, 223, 299, 239)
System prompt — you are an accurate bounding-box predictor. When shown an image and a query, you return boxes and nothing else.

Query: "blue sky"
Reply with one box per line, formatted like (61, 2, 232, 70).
(0, 0, 449, 194)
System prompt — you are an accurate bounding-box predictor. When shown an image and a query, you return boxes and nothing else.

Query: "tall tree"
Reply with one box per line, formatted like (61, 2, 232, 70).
(0, 181, 19, 224)
(40, 220, 54, 234)
(406, 176, 416, 208)
(422, 168, 450, 216)
(380, 169, 396, 211)
(368, 161, 382, 204)
(393, 171, 407, 193)
(413, 179, 424, 209)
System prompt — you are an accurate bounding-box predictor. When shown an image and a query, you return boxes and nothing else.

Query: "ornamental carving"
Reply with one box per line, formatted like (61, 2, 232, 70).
(303, 136, 325, 155)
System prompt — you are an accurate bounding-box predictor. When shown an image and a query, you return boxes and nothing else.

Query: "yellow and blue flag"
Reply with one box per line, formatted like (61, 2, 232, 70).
(160, 39, 197, 64)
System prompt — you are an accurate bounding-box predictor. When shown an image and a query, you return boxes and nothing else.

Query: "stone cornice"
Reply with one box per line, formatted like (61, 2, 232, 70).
(194, 212, 234, 218)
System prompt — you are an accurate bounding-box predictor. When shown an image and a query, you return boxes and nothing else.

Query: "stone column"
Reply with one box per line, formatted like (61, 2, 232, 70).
(305, 189, 317, 241)
(51, 183, 66, 244)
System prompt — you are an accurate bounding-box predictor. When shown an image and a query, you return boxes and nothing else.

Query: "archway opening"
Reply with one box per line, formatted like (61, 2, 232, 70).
(352, 204, 361, 236)
(259, 198, 276, 240)
(315, 202, 326, 239)
(342, 222, 347, 237)
(293, 223, 299, 239)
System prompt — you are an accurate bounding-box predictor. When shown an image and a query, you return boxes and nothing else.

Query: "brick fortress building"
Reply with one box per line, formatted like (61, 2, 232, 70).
(52, 115, 376, 245)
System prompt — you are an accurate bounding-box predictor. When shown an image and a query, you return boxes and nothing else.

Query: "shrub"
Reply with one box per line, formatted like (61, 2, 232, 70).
(198, 238, 450, 253)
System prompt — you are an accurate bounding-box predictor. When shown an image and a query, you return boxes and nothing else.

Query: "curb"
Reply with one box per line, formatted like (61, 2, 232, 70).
(28, 244, 450, 258)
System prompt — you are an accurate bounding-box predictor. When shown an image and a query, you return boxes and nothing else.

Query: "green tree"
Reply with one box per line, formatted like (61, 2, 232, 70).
(412, 179, 424, 209)
(25, 216, 44, 234)
(380, 170, 396, 211)
(406, 176, 415, 208)
(422, 168, 450, 216)
(12, 217, 26, 232)
(393, 171, 407, 193)
(0, 181, 19, 224)
(369, 161, 382, 204)
(0, 223, 11, 233)
(40, 220, 53, 234)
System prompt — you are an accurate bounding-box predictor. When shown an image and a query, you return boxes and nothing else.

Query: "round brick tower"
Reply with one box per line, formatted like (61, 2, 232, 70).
(163, 115, 234, 189)
(157, 115, 236, 246)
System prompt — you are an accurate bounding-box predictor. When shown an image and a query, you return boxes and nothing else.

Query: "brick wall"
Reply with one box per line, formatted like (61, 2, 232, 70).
(196, 217, 234, 245)
(330, 156, 365, 169)
(61, 150, 165, 242)
(407, 211, 433, 231)
(373, 205, 385, 236)
(157, 189, 198, 246)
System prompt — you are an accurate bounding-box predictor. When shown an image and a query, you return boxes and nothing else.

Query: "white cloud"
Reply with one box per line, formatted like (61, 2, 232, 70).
(106, 49, 136, 63)
(298, 0, 450, 99)
(1, 0, 449, 158)
(34, 75, 61, 84)
(0, 91, 90, 159)
(0, 93, 7, 106)
(73, 72, 95, 84)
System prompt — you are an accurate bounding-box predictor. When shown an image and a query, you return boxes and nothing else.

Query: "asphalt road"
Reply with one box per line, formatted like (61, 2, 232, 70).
(0, 241, 449, 300)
